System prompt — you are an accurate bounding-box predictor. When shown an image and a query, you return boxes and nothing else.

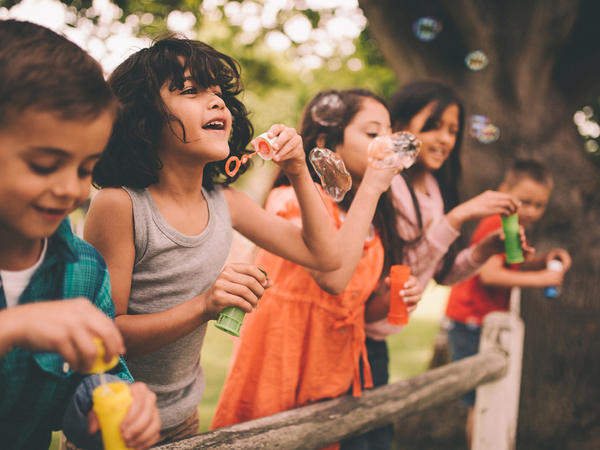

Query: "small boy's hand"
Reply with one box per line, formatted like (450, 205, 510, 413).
(120, 382, 161, 449)
(87, 382, 161, 449)
(7, 299, 124, 372)
(200, 263, 270, 320)
(401, 275, 422, 314)
(262, 124, 305, 176)
(546, 248, 572, 271)
(540, 268, 565, 286)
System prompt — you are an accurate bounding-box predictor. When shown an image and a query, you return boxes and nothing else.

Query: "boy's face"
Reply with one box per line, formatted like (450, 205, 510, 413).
(502, 178, 551, 228)
(0, 108, 113, 241)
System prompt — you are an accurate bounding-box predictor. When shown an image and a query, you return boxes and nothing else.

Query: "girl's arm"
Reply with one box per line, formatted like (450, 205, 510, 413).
(478, 254, 565, 288)
(227, 125, 341, 272)
(84, 189, 267, 358)
(304, 165, 396, 294)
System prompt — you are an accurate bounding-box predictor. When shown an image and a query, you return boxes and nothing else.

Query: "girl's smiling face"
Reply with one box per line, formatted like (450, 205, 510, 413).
(159, 70, 233, 163)
(404, 102, 459, 171)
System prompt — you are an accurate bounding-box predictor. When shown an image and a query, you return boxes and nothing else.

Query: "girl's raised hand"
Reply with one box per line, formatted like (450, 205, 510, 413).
(361, 161, 402, 196)
(199, 263, 271, 319)
(447, 190, 521, 230)
(257, 124, 305, 177)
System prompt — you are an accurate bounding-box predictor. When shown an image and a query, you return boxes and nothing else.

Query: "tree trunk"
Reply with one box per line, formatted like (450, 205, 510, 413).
(359, 0, 600, 447)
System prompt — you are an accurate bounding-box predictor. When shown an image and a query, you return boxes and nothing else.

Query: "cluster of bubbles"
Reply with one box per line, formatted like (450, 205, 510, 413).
(470, 115, 500, 144)
(310, 92, 346, 127)
(309, 147, 352, 202)
(573, 106, 600, 154)
(367, 132, 421, 169)
(412, 16, 498, 142)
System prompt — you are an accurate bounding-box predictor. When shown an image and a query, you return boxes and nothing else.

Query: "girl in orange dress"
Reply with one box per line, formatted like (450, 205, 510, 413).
(211, 89, 422, 445)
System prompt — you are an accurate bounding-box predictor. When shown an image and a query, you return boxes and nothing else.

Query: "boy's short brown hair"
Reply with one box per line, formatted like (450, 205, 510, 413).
(503, 158, 555, 190)
(0, 19, 115, 129)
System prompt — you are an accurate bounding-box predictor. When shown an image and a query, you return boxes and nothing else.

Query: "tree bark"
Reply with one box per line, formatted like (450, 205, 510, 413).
(359, 0, 600, 447)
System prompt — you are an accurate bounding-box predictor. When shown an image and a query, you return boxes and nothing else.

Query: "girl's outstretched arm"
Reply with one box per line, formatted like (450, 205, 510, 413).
(227, 124, 341, 272)
(84, 189, 267, 358)
(304, 164, 397, 294)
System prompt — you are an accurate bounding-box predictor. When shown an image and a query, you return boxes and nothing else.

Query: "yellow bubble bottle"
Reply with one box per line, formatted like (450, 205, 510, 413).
(88, 337, 119, 373)
(92, 382, 133, 450)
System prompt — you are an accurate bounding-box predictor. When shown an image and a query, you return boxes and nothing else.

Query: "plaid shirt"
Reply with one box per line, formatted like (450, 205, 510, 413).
(0, 219, 132, 449)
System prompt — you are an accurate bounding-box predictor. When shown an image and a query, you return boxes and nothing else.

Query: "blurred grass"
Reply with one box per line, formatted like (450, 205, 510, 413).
(49, 281, 448, 447)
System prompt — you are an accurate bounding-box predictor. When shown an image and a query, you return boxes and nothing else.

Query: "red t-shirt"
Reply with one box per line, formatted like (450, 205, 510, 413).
(445, 215, 512, 326)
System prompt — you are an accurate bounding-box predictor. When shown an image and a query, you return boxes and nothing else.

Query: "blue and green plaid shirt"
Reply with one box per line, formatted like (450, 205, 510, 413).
(0, 219, 132, 449)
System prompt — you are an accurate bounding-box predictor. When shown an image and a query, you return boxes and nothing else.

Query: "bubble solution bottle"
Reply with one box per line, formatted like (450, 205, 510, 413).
(215, 269, 268, 337)
(500, 214, 524, 264)
(90, 338, 133, 450)
(544, 259, 563, 299)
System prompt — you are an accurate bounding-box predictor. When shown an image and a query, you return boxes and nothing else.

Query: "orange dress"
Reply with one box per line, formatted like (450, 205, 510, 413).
(212, 186, 384, 438)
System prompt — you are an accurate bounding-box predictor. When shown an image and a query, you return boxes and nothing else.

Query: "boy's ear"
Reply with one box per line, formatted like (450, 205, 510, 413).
(498, 181, 509, 193)
(316, 133, 327, 149)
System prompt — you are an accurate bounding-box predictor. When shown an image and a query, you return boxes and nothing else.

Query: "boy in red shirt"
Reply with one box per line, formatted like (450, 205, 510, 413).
(445, 159, 571, 447)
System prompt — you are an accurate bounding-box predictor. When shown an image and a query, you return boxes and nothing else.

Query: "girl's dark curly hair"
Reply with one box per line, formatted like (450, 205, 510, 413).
(276, 88, 404, 272)
(93, 36, 253, 190)
(389, 81, 465, 283)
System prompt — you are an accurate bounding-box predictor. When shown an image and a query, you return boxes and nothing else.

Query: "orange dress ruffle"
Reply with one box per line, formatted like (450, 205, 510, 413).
(212, 186, 384, 448)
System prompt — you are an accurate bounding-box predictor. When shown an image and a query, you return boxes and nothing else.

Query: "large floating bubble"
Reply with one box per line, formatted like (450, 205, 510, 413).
(310, 92, 345, 127)
(469, 115, 500, 144)
(367, 132, 421, 169)
(309, 147, 352, 202)
(465, 50, 488, 71)
(412, 17, 442, 42)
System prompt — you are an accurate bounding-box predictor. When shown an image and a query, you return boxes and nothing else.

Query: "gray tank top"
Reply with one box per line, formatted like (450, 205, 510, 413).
(122, 186, 232, 429)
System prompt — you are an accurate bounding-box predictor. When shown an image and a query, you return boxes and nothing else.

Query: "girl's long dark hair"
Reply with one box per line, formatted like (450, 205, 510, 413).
(389, 81, 465, 283)
(276, 89, 404, 272)
(93, 36, 253, 190)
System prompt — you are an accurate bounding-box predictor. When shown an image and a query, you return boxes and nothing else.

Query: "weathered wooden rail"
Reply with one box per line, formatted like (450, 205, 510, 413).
(155, 309, 524, 450)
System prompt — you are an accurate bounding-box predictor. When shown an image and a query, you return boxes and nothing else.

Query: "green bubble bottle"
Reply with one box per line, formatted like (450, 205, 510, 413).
(214, 269, 267, 337)
(501, 214, 524, 263)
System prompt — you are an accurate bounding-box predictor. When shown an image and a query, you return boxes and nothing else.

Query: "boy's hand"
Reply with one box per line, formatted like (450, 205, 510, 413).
(88, 382, 160, 449)
(472, 225, 534, 264)
(402, 275, 423, 314)
(256, 124, 305, 177)
(539, 268, 565, 286)
(4, 299, 124, 371)
(545, 248, 572, 271)
(198, 263, 271, 320)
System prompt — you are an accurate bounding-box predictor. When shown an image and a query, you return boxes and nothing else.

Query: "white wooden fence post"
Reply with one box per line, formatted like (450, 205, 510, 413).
(472, 310, 525, 450)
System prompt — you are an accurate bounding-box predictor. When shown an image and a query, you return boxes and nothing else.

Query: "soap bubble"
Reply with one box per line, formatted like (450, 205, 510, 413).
(469, 115, 500, 144)
(465, 50, 488, 71)
(585, 140, 599, 153)
(310, 92, 345, 127)
(412, 17, 442, 42)
(309, 147, 352, 202)
(367, 132, 421, 169)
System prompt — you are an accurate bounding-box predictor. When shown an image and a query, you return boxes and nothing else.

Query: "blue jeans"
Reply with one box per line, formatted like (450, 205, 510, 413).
(447, 320, 481, 406)
(62, 374, 124, 449)
(340, 337, 392, 450)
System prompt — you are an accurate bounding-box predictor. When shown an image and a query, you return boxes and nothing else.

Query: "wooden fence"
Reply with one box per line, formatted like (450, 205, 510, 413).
(156, 302, 524, 450)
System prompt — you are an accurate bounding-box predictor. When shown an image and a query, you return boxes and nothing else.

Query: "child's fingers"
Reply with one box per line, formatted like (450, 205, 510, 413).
(273, 134, 302, 162)
(121, 383, 160, 449)
(87, 410, 100, 434)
